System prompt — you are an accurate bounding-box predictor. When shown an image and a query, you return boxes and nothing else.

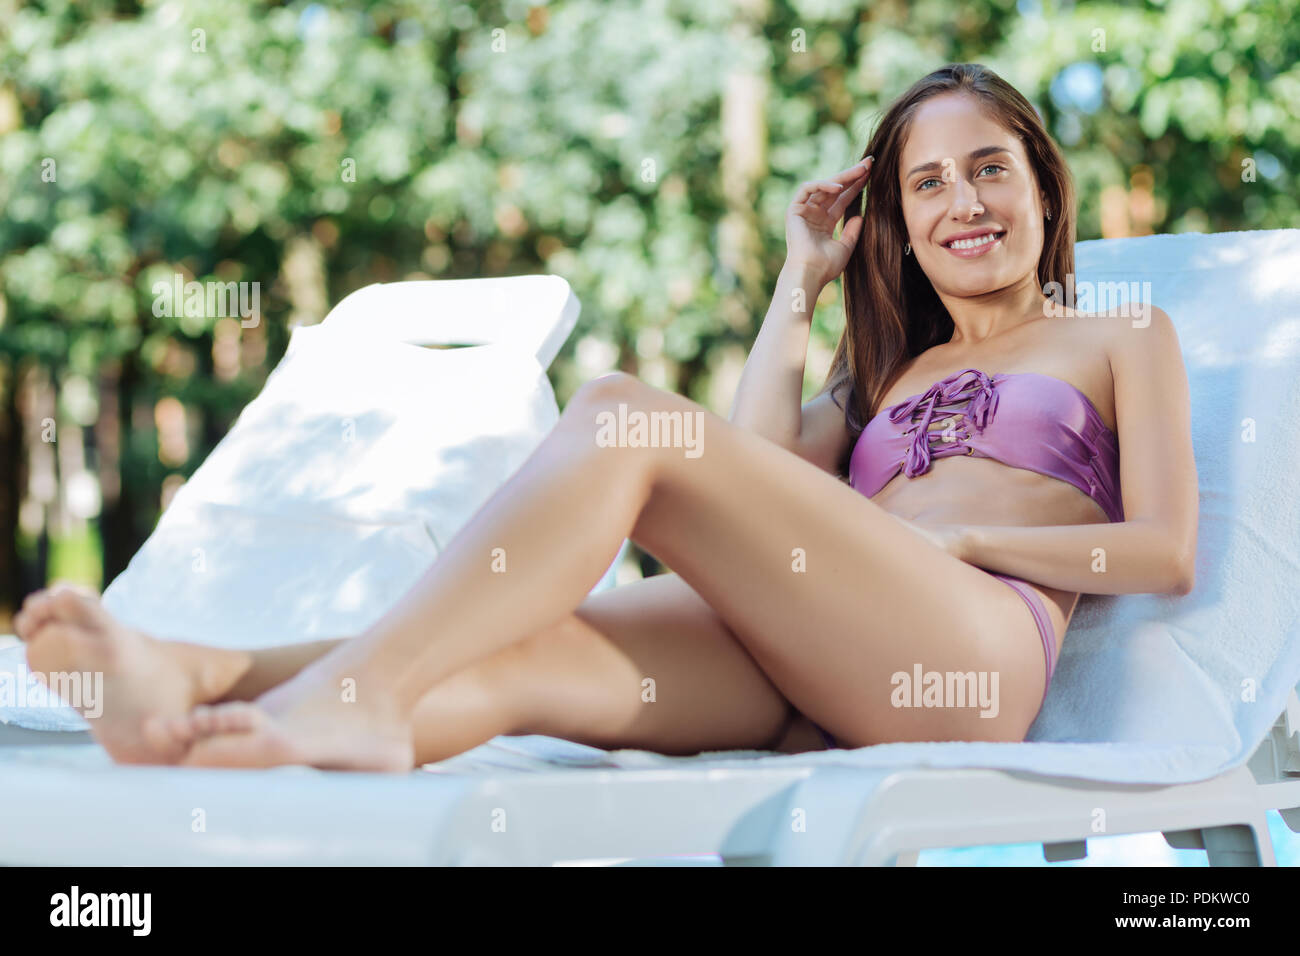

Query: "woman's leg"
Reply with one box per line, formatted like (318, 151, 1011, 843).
(221, 640, 345, 700)
(180, 372, 1050, 769)
(14, 588, 343, 762)
(16, 573, 825, 764)
(15, 586, 344, 703)
(404, 572, 828, 764)
(267, 581, 831, 759)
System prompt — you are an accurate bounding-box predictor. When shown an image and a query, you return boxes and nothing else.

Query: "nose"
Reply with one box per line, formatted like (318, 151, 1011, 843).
(948, 176, 984, 221)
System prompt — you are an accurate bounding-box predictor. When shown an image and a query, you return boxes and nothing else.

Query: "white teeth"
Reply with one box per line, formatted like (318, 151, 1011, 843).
(948, 232, 1000, 250)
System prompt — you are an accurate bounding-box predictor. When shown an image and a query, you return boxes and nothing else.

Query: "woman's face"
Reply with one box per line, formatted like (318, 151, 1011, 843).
(896, 92, 1046, 299)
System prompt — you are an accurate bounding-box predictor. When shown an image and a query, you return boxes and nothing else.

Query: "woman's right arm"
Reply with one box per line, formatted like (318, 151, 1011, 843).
(728, 158, 873, 474)
(728, 259, 828, 448)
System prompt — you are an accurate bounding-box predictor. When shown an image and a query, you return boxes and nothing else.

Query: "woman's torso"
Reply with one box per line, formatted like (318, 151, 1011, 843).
(853, 312, 1119, 634)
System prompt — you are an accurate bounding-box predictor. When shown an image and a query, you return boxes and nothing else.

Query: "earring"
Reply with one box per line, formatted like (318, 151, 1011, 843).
(1045, 209, 1052, 220)
(903, 242, 911, 255)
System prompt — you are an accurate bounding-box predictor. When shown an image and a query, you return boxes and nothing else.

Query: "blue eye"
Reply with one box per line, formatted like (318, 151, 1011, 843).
(917, 163, 1005, 191)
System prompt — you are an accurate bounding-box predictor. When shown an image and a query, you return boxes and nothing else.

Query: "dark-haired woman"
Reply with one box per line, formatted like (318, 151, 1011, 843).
(17, 64, 1197, 770)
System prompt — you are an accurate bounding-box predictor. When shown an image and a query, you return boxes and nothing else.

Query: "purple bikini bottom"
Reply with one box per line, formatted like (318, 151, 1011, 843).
(811, 572, 1059, 749)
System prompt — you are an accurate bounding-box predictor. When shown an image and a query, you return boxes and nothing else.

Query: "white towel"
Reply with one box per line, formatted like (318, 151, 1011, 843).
(431, 229, 1300, 785)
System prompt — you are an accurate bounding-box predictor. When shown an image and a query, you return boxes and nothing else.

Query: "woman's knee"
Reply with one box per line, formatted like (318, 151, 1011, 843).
(558, 373, 693, 480)
(553, 373, 644, 449)
(562, 373, 709, 471)
(565, 371, 649, 415)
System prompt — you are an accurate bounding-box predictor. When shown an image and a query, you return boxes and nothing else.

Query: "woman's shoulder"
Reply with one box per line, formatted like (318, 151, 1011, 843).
(1056, 300, 1172, 335)
(1056, 301, 1175, 367)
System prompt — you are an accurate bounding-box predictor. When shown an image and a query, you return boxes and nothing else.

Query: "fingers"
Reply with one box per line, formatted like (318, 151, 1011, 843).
(826, 186, 863, 221)
(837, 155, 873, 183)
(826, 157, 873, 219)
(792, 179, 846, 206)
(836, 215, 864, 249)
(794, 156, 873, 216)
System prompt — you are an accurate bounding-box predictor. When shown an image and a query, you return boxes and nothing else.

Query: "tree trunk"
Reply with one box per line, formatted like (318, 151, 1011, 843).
(98, 353, 141, 586)
(717, 0, 770, 333)
(0, 359, 22, 611)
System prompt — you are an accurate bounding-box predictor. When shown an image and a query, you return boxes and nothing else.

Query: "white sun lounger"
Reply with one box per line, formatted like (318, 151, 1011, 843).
(2, 229, 1299, 866)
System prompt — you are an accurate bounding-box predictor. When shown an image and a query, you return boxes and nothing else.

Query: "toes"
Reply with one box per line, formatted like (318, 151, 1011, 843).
(19, 587, 51, 616)
(183, 738, 243, 768)
(16, 584, 102, 639)
(165, 715, 199, 747)
(189, 703, 262, 739)
(45, 583, 105, 629)
(141, 714, 194, 760)
(190, 705, 218, 736)
(22, 622, 75, 674)
(219, 705, 259, 734)
(16, 593, 59, 641)
(176, 703, 273, 768)
(23, 619, 114, 678)
(165, 714, 200, 746)
(145, 712, 207, 755)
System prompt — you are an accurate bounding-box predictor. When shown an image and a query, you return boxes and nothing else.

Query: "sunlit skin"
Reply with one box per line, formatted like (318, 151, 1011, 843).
(14, 92, 1196, 771)
(900, 94, 1050, 305)
(864, 95, 1194, 654)
(874, 92, 1118, 647)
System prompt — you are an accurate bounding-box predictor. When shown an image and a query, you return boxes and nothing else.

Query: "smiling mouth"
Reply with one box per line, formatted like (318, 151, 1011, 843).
(943, 231, 1006, 250)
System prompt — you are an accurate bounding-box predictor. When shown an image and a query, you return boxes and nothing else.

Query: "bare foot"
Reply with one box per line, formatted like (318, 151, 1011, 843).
(179, 670, 415, 772)
(13, 584, 250, 764)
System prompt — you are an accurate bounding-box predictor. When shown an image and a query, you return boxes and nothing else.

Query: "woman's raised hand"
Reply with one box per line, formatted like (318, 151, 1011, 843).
(784, 156, 872, 287)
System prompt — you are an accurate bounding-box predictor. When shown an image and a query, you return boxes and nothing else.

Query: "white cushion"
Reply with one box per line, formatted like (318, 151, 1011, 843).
(322, 275, 580, 369)
(99, 324, 560, 649)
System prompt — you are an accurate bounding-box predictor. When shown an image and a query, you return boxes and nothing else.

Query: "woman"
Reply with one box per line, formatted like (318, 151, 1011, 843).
(15, 63, 1197, 770)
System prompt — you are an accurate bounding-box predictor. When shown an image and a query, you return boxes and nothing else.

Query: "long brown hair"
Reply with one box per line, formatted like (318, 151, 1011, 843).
(821, 63, 1077, 467)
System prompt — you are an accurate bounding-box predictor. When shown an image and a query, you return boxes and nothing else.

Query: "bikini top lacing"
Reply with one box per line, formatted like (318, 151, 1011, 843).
(847, 367, 1124, 523)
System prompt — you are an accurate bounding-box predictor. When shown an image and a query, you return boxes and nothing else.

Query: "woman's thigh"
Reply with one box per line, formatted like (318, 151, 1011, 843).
(428, 571, 826, 757)
(579, 375, 1048, 745)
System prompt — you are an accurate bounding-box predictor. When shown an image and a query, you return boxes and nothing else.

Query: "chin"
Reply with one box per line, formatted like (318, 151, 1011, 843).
(937, 272, 1013, 297)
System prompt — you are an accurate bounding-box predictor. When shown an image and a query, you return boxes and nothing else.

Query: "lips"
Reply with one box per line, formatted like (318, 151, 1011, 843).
(942, 229, 1006, 249)
(941, 230, 1006, 260)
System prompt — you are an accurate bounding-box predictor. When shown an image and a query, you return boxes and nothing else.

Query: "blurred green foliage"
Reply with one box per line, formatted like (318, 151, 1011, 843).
(0, 0, 1296, 603)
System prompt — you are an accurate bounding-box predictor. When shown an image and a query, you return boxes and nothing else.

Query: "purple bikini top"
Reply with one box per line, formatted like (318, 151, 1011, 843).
(847, 367, 1124, 523)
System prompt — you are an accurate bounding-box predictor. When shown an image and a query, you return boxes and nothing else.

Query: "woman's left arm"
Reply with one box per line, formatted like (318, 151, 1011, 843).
(953, 306, 1199, 595)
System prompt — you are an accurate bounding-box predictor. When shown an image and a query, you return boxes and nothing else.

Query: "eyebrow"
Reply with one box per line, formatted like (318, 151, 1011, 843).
(905, 146, 1012, 180)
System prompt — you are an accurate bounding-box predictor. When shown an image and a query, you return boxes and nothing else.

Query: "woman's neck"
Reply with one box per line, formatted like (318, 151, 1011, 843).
(939, 274, 1050, 346)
